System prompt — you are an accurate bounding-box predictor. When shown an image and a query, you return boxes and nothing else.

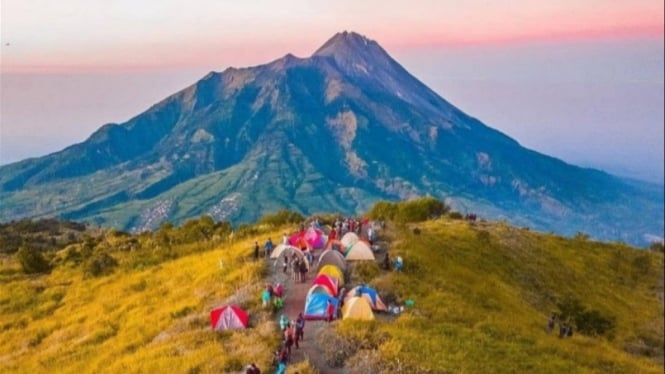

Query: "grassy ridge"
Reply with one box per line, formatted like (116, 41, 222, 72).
(1, 215, 662, 373)
(344, 219, 664, 373)
(0, 230, 284, 373)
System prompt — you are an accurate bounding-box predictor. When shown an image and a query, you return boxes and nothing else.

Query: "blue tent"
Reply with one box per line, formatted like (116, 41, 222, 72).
(303, 293, 339, 321)
(346, 285, 388, 311)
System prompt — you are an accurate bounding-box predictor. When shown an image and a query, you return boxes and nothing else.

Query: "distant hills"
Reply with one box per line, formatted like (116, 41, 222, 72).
(0, 31, 662, 246)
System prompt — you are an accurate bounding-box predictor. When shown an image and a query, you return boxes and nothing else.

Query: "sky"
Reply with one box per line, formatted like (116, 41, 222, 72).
(1, 0, 663, 182)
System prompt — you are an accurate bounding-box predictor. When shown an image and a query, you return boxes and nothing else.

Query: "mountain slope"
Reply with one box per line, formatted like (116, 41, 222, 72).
(0, 31, 662, 245)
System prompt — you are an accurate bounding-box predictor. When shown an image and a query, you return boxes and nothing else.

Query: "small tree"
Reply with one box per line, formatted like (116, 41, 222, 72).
(83, 252, 118, 278)
(16, 246, 51, 274)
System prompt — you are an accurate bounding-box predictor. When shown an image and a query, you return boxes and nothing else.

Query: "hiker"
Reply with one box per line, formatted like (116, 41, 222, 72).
(368, 227, 375, 245)
(338, 287, 346, 310)
(394, 256, 403, 271)
(567, 324, 574, 337)
(382, 252, 391, 270)
(547, 314, 556, 334)
(276, 347, 288, 374)
(284, 322, 295, 358)
(292, 257, 300, 281)
(282, 253, 289, 273)
(244, 363, 261, 374)
(326, 300, 335, 323)
(329, 228, 337, 241)
(273, 295, 284, 310)
(295, 312, 305, 347)
(264, 238, 274, 258)
(253, 241, 259, 260)
(559, 322, 567, 338)
(274, 283, 284, 298)
(261, 288, 271, 308)
(299, 260, 308, 283)
(282, 233, 288, 245)
(279, 314, 289, 331)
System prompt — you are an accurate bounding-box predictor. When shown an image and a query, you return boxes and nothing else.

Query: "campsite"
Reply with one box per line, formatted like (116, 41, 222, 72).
(0, 199, 663, 373)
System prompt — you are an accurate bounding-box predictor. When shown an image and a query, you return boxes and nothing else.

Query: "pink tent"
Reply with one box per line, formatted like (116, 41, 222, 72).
(210, 305, 249, 331)
(289, 228, 325, 249)
(304, 228, 325, 249)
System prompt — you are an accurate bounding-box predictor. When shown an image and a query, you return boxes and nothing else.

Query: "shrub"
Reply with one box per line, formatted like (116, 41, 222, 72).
(448, 211, 464, 220)
(352, 261, 380, 284)
(258, 209, 304, 227)
(557, 297, 615, 337)
(394, 197, 449, 224)
(83, 252, 118, 278)
(16, 246, 51, 274)
(367, 201, 399, 221)
(648, 241, 664, 253)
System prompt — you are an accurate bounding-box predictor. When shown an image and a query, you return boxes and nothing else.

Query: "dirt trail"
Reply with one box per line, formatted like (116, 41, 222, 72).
(267, 254, 344, 374)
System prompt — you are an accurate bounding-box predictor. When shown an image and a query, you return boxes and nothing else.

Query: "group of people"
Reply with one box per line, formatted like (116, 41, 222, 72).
(282, 252, 308, 283)
(262, 283, 284, 310)
(547, 314, 574, 338)
(273, 312, 306, 373)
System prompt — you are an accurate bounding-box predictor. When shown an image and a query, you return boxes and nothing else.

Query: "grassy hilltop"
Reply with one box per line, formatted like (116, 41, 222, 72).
(0, 203, 663, 373)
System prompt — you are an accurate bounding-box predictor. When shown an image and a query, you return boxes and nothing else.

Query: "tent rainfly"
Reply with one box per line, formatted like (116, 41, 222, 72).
(342, 296, 375, 320)
(318, 264, 345, 286)
(210, 305, 249, 331)
(317, 249, 347, 272)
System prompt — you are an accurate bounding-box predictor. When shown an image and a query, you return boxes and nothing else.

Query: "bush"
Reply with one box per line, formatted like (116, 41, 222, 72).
(16, 246, 51, 274)
(394, 197, 449, 224)
(367, 201, 399, 221)
(258, 209, 304, 227)
(83, 252, 118, 278)
(649, 241, 664, 253)
(557, 297, 615, 337)
(448, 211, 464, 220)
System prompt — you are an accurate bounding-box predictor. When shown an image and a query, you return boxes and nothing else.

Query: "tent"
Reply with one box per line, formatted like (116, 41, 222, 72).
(345, 285, 388, 311)
(289, 228, 326, 249)
(311, 274, 339, 296)
(340, 232, 360, 248)
(210, 305, 249, 331)
(325, 239, 347, 254)
(270, 244, 301, 259)
(342, 296, 375, 320)
(306, 284, 336, 300)
(345, 241, 375, 261)
(318, 264, 345, 286)
(304, 227, 326, 249)
(317, 249, 347, 272)
(270, 244, 309, 269)
(303, 293, 339, 321)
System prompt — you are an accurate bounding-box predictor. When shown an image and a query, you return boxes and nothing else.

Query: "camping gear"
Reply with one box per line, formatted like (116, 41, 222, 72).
(311, 274, 339, 296)
(303, 293, 339, 320)
(345, 285, 388, 311)
(316, 249, 347, 272)
(210, 305, 249, 331)
(318, 264, 345, 286)
(340, 232, 359, 248)
(345, 241, 375, 261)
(342, 296, 375, 320)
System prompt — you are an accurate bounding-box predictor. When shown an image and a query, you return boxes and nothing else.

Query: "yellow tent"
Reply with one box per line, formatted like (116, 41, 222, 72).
(345, 241, 375, 261)
(342, 296, 374, 320)
(318, 264, 345, 287)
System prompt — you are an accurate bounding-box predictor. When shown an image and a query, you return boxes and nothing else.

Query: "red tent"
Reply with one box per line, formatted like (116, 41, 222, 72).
(210, 305, 249, 331)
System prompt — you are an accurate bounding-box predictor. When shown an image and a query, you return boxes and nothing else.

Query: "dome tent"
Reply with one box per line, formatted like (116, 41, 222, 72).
(303, 293, 339, 321)
(210, 305, 249, 331)
(342, 296, 374, 320)
(317, 249, 347, 272)
(345, 241, 375, 261)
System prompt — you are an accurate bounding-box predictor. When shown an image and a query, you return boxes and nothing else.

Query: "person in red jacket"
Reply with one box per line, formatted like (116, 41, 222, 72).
(326, 299, 335, 323)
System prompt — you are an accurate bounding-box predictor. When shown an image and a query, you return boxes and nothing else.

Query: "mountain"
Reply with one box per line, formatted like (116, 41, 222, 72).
(0, 31, 662, 246)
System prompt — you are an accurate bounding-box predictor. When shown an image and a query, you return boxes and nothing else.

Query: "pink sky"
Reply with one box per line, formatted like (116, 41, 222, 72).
(1, 0, 663, 72)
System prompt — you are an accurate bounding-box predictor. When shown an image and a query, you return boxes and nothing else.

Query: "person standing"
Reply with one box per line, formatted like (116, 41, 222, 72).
(253, 241, 259, 260)
(264, 238, 274, 258)
(326, 299, 335, 323)
(295, 312, 305, 347)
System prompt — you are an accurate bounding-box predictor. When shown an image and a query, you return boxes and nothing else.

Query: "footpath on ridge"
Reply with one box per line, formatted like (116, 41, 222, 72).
(266, 249, 344, 374)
